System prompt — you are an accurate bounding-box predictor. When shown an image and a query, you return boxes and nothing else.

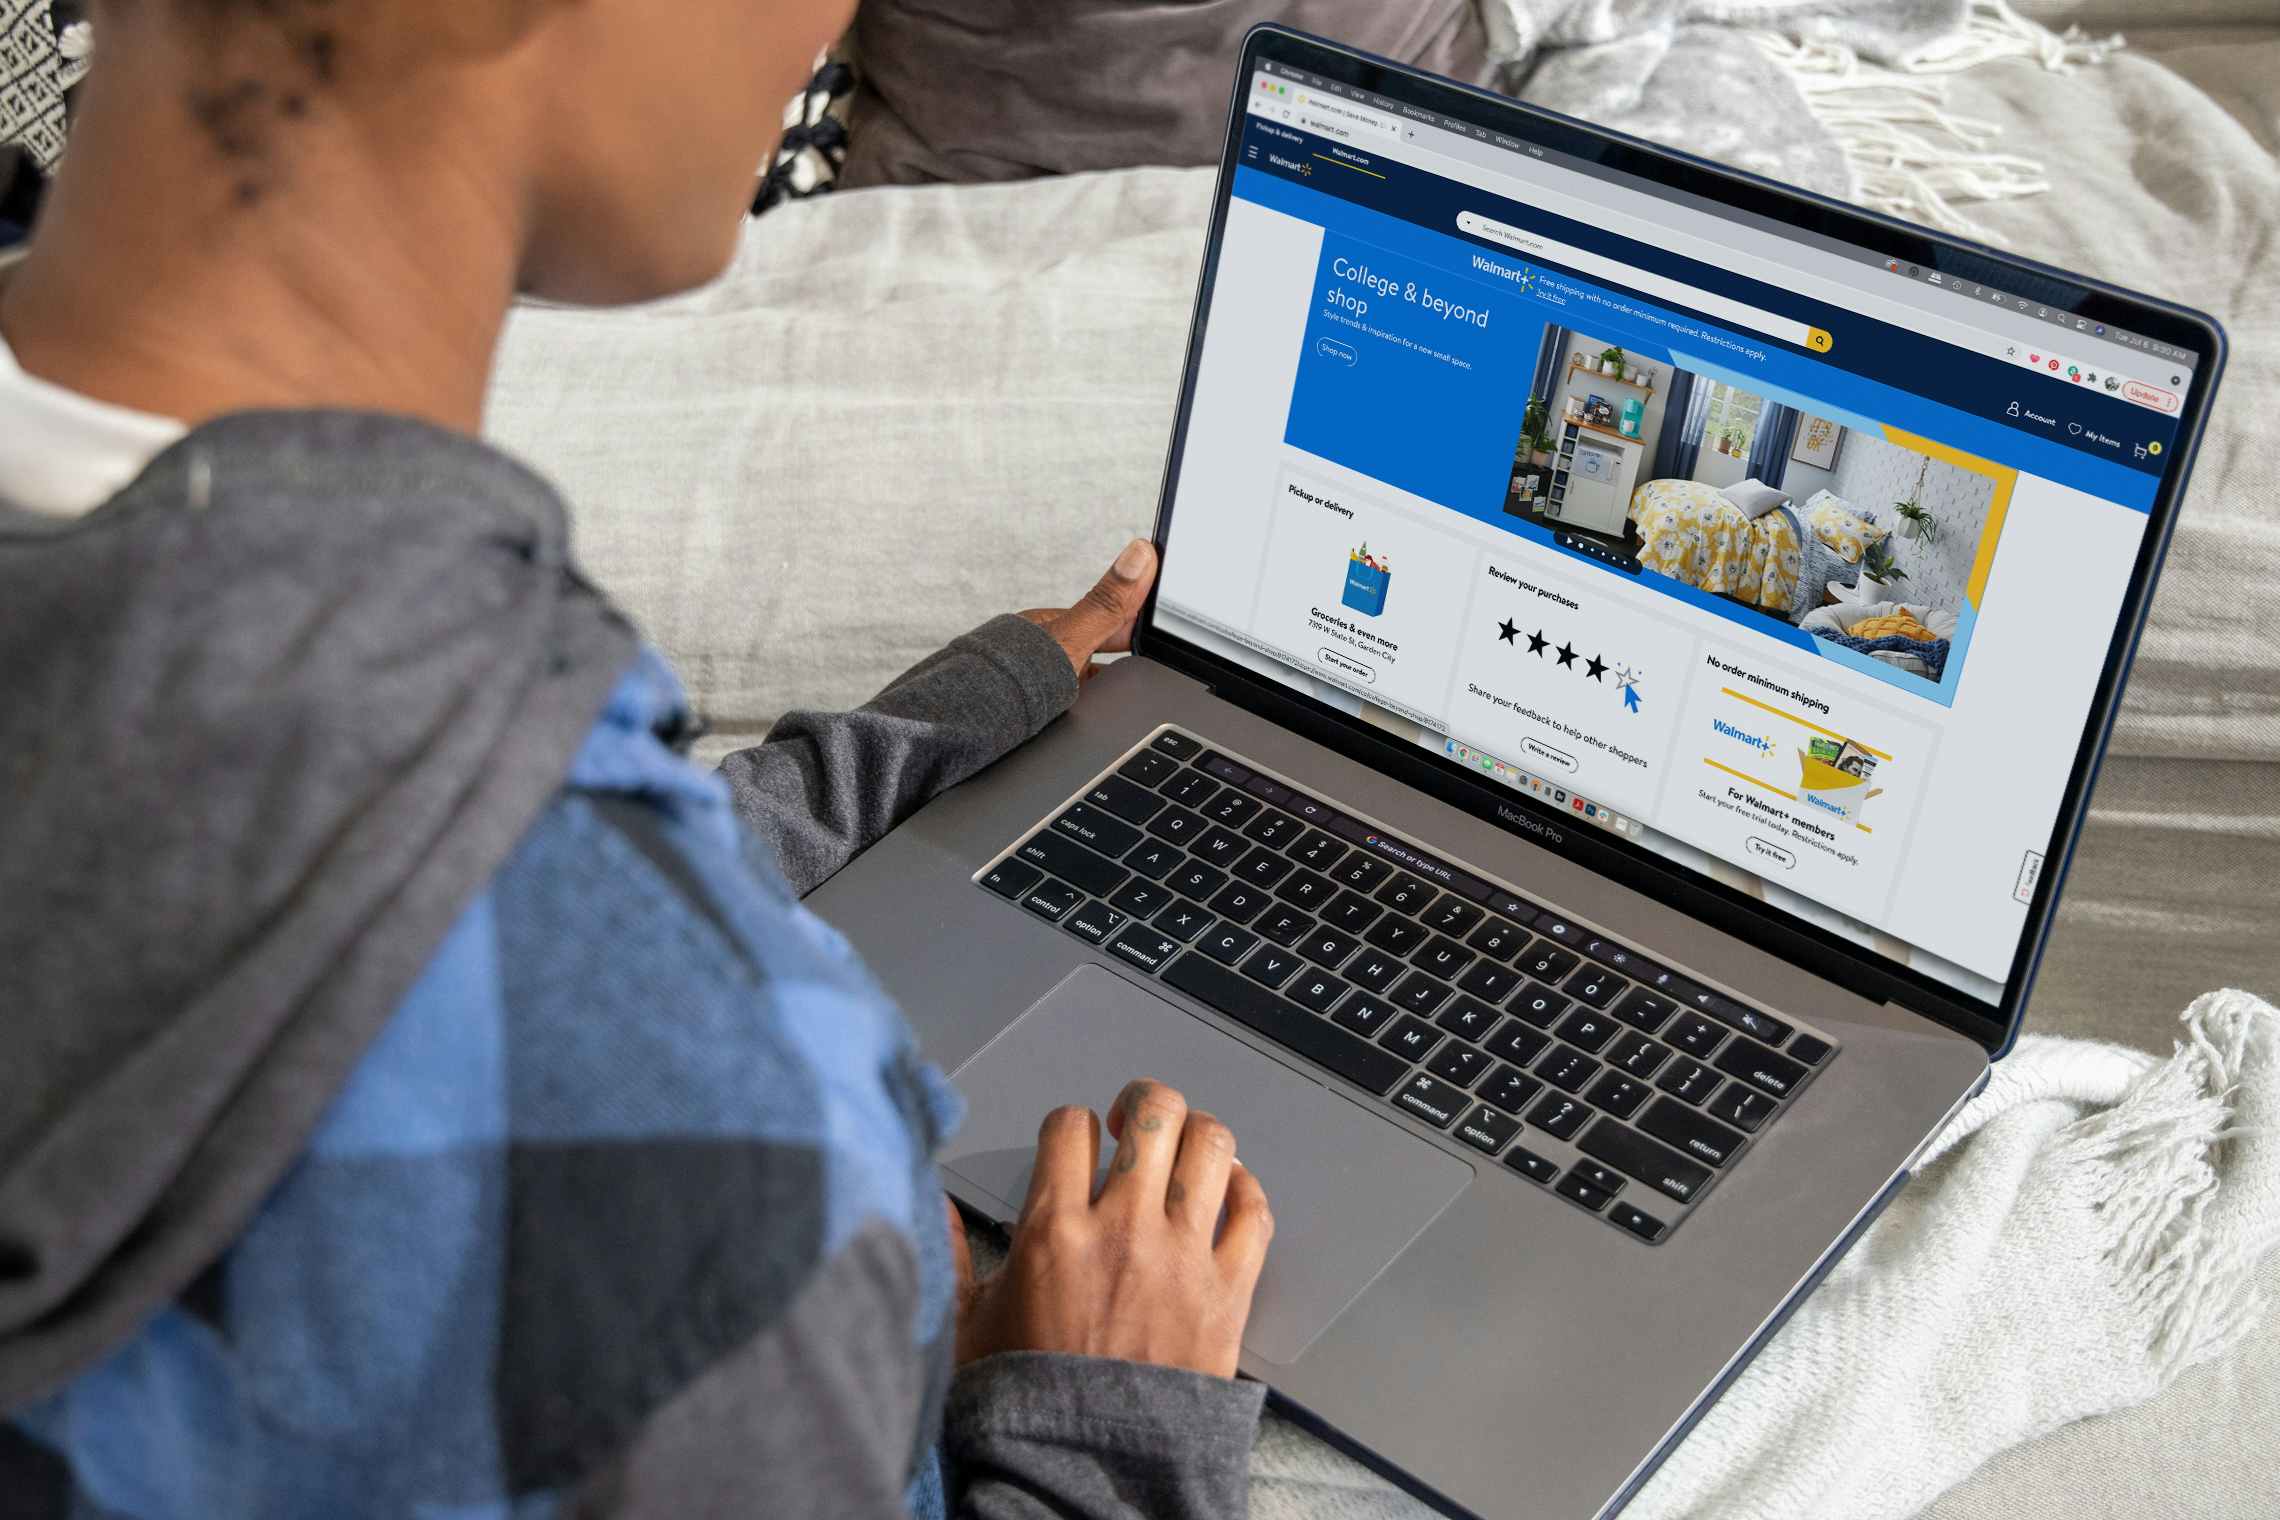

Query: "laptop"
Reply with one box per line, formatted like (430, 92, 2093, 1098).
(809, 24, 2226, 1518)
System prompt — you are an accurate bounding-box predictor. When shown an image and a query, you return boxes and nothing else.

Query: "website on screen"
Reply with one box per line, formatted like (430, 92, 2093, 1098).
(1156, 68, 2193, 1003)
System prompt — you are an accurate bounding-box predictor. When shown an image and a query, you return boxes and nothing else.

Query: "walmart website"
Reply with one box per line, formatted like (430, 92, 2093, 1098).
(1155, 63, 2198, 1004)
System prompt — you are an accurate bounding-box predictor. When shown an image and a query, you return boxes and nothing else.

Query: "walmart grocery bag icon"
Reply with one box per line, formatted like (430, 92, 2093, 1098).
(1342, 543, 1391, 617)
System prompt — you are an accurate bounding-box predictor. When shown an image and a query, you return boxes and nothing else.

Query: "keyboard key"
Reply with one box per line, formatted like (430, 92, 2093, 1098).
(1051, 803, 1142, 859)
(1322, 890, 1385, 934)
(1243, 774, 1293, 808)
(1146, 806, 1206, 846)
(1243, 809, 1304, 849)
(1555, 1008, 1619, 1054)
(1508, 983, 1569, 1029)
(1536, 1043, 1600, 1094)
(1709, 1084, 1777, 1133)
(1697, 991, 1793, 1047)
(1149, 729, 1201, 762)
(1234, 847, 1295, 888)
(1084, 774, 1167, 826)
(1021, 880, 1082, 922)
(1118, 749, 1179, 788)
(1153, 898, 1215, 944)
(1607, 1031, 1670, 1079)
(1528, 1093, 1590, 1140)
(1333, 854, 1393, 892)
(1195, 751, 1251, 785)
(1515, 941, 1582, 985)
(1557, 1171, 1613, 1211)
(1713, 1038, 1808, 1100)
(1564, 962, 1625, 1011)
(1122, 839, 1182, 882)
(1421, 895, 1485, 938)
(1104, 925, 1180, 973)
(1570, 1158, 1627, 1196)
(1289, 970, 1350, 1015)
(1291, 829, 1348, 871)
(1390, 972, 1453, 1017)
(1344, 950, 1405, 993)
(1477, 1063, 1543, 1115)
(1484, 1023, 1551, 1070)
(1578, 1119, 1712, 1204)
(1205, 790, 1262, 828)
(1465, 915, 1530, 960)
(1666, 1012, 1726, 1058)
(1283, 794, 1342, 829)
(1453, 1102, 1520, 1155)
(981, 858, 1042, 899)
(1206, 882, 1269, 924)
(1162, 952, 1407, 1097)
(1637, 1098, 1746, 1169)
(1275, 869, 1336, 911)
(1167, 859, 1226, 900)
(1533, 914, 1584, 949)
(1375, 873, 1435, 914)
(1364, 916, 1428, 957)
(1412, 935, 1474, 981)
(1378, 1015, 1443, 1062)
(1613, 988, 1676, 1034)
(1255, 906, 1312, 948)
(1198, 924, 1259, 965)
(1107, 878, 1172, 919)
(1190, 825, 1247, 865)
(1455, 960, 1523, 1005)
(1586, 1073, 1651, 1120)
(1160, 770, 1217, 809)
(1427, 1041, 1492, 1089)
(1575, 935, 1665, 983)
(1643, 965, 1705, 1005)
(1064, 899, 1127, 945)
(1240, 945, 1301, 989)
(1014, 831, 1128, 897)
(1504, 1145, 1559, 1184)
(1787, 1032, 1833, 1066)
(1332, 994, 1400, 1038)
(1485, 892, 1539, 925)
(1392, 1072, 1464, 1129)
(1657, 1060, 1720, 1104)
(1609, 1202, 1667, 1242)
(1435, 995, 1502, 1044)
(1299, 926, 1363, 969)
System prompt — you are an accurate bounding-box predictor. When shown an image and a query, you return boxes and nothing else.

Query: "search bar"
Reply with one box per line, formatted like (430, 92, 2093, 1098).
(1456, 212, 1829, 352)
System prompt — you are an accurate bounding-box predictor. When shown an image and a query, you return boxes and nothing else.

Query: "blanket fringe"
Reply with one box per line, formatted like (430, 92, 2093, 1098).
(1750, 0, 2123, 244)
(2053, 989, 2275, 1376)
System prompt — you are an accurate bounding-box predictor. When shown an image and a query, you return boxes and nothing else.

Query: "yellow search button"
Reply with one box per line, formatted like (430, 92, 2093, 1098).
(1805, 327, 1834, 353)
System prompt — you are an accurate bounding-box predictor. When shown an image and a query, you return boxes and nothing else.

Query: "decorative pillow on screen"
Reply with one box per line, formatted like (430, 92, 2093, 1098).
(1718, 478, 1791, 520)
(838, 1, 1496, 189)
(1801, 489, 1889, 565)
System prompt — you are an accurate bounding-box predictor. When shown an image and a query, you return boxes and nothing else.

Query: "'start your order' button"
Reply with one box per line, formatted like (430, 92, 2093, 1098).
(1318, 647, 1375, 683)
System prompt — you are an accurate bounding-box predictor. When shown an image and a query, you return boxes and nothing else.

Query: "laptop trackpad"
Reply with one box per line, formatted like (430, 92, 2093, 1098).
(943, 965, 1472, 1365)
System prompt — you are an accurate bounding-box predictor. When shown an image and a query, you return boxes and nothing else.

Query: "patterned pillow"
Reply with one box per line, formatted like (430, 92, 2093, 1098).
(1801, 490, 1889, 565)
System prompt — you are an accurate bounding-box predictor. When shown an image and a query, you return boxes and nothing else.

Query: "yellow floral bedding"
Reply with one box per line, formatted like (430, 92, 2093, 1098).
(1628, 477, 1804, 613)
(1801, 495, 1888, 565)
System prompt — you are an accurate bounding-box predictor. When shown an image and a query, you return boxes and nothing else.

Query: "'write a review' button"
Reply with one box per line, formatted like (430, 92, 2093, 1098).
(1318, 647, 1375, 683)
(1745, 836, 1796, 870)
(1521, 737, 1578, 773)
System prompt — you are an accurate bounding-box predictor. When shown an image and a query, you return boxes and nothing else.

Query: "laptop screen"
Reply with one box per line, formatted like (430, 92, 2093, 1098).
(1152, 41, 2208, 1019)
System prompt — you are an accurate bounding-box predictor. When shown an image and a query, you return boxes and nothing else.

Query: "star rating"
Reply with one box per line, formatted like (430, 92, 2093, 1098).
(1527, 628, 1549, 656)
(1555, 641, 1578, 669)
(1497, 618, 1519, 643)
(1585, 653, 1608, 682)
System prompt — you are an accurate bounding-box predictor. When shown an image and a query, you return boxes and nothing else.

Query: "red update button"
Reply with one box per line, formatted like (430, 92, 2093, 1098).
(2123, 379, 2179, 413)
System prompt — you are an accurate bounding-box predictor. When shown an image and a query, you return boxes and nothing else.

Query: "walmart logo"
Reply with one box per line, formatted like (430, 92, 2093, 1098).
(1712, 718, 1773, 754)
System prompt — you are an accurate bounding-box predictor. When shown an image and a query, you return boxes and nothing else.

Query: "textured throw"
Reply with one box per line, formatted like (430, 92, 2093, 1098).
(1476, 0, 2120, 241)
(1249, 989, 2280, 1519)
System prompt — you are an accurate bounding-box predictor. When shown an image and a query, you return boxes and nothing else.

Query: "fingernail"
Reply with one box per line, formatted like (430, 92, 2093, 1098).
(1112, 538, 1151, 582)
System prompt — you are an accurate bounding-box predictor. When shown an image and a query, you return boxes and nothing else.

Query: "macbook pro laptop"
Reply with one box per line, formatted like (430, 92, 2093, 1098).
(809, 25, 2227, 1518)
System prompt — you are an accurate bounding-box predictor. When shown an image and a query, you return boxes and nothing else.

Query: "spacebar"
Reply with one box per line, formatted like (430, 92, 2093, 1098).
(1163, 953, 1408, 1096)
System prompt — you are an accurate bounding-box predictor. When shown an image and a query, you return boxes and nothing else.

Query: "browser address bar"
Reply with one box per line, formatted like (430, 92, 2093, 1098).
(1456, 211, 1830, 353)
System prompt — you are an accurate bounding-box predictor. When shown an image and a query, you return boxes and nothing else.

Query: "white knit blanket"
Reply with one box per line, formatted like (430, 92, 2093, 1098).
(1249, 990, 2280, 1519)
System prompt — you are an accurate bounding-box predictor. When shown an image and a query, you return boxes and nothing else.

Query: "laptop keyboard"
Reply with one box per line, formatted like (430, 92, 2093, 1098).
(975, 727, 1837, 1244)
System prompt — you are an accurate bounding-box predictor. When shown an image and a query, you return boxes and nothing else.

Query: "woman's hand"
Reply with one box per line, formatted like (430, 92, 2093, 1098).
(1017, 539, 1159, 681)
(946, 1078, 1273, 1379)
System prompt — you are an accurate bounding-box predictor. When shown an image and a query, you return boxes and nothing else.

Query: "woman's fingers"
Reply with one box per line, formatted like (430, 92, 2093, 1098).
(1165, 1108, 1237, 1233)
